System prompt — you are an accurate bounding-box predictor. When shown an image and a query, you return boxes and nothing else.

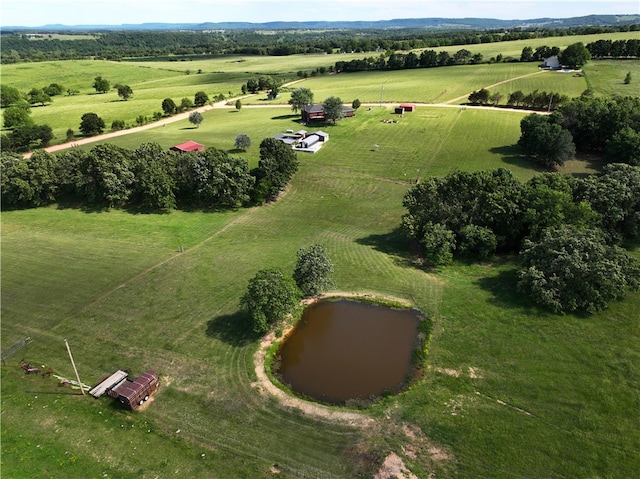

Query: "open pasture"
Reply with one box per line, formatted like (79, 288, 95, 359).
(3, 88, 639, 477)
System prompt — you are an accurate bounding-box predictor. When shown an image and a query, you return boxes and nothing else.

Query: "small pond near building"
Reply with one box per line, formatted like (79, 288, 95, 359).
(275, 298, 422, 405)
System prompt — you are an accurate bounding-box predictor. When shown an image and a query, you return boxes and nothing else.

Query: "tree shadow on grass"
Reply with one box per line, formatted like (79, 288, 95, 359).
(476, 267, 540, 313)
(270, 114, 300, 120)
(356, 227, 417, 267)
(490, 145, 547, 173)
(206, 311, 261, 347)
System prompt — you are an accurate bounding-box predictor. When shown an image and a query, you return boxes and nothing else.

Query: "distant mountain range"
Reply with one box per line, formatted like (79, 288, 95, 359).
(3, 14, 640, 31)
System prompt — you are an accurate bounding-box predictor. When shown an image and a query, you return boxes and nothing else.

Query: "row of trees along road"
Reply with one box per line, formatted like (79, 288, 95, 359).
(1, 138, 299, 210)
(240, 244, 335, 334)
(402, 165, 640, 314)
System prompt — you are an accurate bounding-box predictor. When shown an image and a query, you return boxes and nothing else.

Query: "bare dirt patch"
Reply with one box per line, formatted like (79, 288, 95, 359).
(374, 452, 419, 479)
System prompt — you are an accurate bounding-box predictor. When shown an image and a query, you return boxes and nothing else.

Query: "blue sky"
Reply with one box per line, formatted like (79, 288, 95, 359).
(1, 0, 638, 27)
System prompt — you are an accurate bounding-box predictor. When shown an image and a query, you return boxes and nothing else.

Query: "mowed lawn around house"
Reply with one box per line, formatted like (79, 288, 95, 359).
(3, 73, 640, 479)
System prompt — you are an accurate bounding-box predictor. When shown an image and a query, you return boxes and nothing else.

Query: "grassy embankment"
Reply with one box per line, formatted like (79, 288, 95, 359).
(2, 38, 640, 478)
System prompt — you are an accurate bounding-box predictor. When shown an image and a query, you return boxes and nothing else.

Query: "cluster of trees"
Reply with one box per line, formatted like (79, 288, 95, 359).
(402, 165, 640, 313)
(587, 38, 640, 58)
(240, 244, 334, 333)
(2, 24, 637, 64)
(467, 88, 569, 111)
(241, 75, 282, 96)
(1, 83, 63, 150)
(161, 91, 210, 118)
(1, 138, 299, 209)
(519, 96, 640, 168)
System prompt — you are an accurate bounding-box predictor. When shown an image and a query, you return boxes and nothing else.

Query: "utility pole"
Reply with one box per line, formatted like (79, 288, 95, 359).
(64, 339, 85, 395)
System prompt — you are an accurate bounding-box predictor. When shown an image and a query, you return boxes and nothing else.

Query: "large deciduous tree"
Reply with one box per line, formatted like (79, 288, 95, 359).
(76, 144, 134, 206)
(115, 84, 133, 101)
(288, 87, 314, 113)
(194, 91, 209, 107)
(234, 134, 251, 151)
(293, 244, 335, 297)
(518, 113, 575, 168)
(188, 111, 203, 128)
(518, 225, 640, 314)
(92, 76, 110, 94)
(322, 96, 344, 124)
(79, 112, 105, 136)
(3, 106, 33, 129)
(1, 150, 58, 208)
(559, 42, 591, 69)
(162, 98, 177, 115)
(240, 269, 300, 334)
(254, 137, 299, 201)
(131, 142, 177, 210)
(1, 85, 23, 107)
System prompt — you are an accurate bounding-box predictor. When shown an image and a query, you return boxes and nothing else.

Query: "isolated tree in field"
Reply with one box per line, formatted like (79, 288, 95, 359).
(188, 111, 203, 128)
(518, 225, 640, 314)
(27, 88, 51, 106)
(3, 106, 33, 129)
(322, 96, 344, 124)
(240, 269, 300, 334)
(79, 112, 105, 136)
(43, 83, 65, 96)
(162, 98, 177, 116)
(1, 85, 23, 107)
(115, 84, 133, 101)
(624, 72, 632, 84)
(194, 91, 209, 107)
(235, 134, 251, 151)
(559, 42, 591, 69)
(293, 244, 335, 297)
(288, 87, 314, 113)
(235, 99, 242, 110)
(92, 76, 110, 94)
(352, 98, 361, 110)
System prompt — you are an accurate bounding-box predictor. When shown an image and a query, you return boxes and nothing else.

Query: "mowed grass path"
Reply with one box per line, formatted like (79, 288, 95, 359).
(3, 96, 640, 478)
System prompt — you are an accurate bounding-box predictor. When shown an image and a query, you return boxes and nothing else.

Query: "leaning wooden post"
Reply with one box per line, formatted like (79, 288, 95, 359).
(64, 339, 85, 395)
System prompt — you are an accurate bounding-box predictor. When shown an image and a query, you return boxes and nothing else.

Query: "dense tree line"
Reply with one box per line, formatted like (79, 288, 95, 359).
(1, 25, 637, 64)
(519, 96, 640, 168)
(402, 164, 640, 313)
(334, 38, 638, 74)
(1, 139, 298, 209)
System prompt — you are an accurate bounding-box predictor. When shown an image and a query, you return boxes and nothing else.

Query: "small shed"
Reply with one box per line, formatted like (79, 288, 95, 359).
(170, 141, 205, 153)
(399, 103, 416, 112)
(395, 107, 405, 115)
(108, 370, 159, 410)
(315, 131, 329, 142)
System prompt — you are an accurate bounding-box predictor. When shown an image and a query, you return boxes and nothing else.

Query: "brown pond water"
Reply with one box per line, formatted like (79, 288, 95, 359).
(276, 299, 421, 405)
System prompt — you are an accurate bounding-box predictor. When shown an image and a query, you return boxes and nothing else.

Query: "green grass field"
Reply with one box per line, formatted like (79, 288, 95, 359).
(2, 30, 638, 145)
(2, 42, 640, 478)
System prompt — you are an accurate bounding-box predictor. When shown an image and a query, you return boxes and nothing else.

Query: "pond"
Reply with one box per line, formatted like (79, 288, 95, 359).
(275, 298, 422, 405)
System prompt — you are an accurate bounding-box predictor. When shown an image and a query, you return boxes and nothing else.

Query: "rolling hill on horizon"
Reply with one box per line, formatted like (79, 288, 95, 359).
(3, 14, 639, 31)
